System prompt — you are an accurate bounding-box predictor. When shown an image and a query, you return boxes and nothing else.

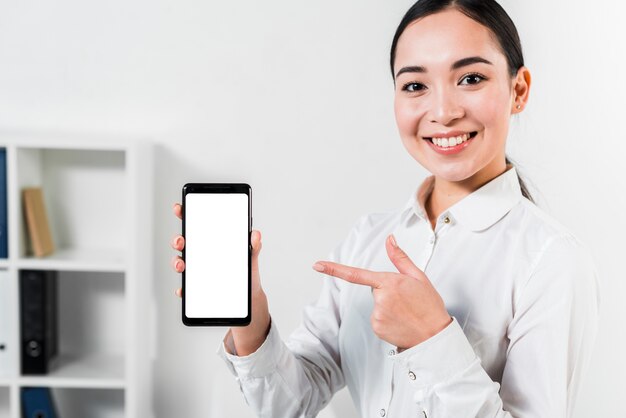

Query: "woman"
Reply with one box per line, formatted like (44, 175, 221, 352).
(171, 1, 600, 416)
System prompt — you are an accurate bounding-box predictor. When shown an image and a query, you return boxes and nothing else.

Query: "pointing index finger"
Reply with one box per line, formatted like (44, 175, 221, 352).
(313, 261, 382, 289)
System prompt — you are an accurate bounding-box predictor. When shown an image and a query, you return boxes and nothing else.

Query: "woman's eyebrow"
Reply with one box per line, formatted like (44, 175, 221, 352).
(395, 56, 493, 78)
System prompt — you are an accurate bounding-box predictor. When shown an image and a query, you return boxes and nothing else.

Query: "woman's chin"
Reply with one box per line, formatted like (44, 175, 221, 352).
(418, 160, 478, 183)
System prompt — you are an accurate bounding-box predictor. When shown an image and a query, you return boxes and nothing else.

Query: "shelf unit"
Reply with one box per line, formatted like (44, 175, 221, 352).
(0, 132, 154, 418)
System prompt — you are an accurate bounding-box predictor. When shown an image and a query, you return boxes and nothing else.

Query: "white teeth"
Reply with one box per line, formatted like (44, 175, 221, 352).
(432, 133, 470, 148)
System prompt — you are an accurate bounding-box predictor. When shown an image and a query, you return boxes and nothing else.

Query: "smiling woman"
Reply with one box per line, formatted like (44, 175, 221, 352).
(170, 1, 600, 417)
(391, 2, 533, 226)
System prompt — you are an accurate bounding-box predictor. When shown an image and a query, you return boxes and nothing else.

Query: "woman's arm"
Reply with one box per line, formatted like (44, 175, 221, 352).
(216, 216, 367, 418)
(217, 273, 346, 417)
(391, 234, 600, 417)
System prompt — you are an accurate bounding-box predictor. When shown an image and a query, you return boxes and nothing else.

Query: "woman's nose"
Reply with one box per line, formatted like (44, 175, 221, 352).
(427, 89, 464, 125)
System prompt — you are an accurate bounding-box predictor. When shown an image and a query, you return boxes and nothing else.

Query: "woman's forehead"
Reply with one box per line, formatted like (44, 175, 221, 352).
(395, 9, 505, 70)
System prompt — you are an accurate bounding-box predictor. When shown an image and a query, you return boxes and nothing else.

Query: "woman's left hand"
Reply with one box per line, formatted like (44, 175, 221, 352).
(312, 234, 452, 351)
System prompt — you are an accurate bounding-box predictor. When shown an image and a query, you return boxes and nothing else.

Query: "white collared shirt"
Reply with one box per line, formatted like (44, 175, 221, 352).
(216, 166, 600, 418)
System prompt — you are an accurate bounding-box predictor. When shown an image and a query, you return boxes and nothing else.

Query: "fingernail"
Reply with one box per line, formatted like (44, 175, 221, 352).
(389, 234, 398, 248)
(175, 261, 182, 270)
(312, 263, 325, 272)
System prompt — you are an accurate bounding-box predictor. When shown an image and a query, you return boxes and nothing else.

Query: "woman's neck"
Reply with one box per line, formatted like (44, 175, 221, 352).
(425, 161, 510, 230)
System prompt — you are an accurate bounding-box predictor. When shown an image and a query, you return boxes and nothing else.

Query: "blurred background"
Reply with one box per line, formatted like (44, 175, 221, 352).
(0, 0, 624, 417)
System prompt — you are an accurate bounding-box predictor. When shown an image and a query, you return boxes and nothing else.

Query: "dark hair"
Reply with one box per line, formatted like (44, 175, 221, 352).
(390, 0, 534, 203)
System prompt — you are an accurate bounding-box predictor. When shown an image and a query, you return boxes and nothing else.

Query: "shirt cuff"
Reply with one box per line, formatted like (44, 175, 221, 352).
(390, 316, 477, 388)
(215, 316, 282, 379)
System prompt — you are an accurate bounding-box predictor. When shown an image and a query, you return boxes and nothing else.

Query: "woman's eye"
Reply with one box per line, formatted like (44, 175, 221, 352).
(459, 73, 486, 85)
(402, 82, 426, 93)
(400, 74, 486, 93)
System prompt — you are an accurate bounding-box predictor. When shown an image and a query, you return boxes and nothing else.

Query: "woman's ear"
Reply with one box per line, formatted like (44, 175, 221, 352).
(512, 66, 531, 113)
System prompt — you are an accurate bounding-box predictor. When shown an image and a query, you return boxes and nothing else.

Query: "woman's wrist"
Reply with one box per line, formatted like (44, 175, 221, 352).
(397, 314, 453, 353)
(231, 290, 271, 356)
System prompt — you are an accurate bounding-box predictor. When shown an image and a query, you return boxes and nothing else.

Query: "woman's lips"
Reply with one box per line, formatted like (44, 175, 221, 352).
(423, 131, 478, 155)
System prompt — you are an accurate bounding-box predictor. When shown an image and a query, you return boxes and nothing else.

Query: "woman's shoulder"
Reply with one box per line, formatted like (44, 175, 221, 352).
(512, 198, 597, 278)
(355, 202, 413, 237)
(511, 199, 600, 311)
(328, 206, 407, 262)
(356, 208, 405, 231)
(514, 197, 586, 247)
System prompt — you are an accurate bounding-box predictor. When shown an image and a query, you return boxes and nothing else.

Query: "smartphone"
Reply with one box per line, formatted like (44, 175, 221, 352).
(182, 183, 251, 326)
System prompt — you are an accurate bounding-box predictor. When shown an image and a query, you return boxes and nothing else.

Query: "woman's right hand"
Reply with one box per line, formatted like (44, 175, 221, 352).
(170, 202, 271, 356)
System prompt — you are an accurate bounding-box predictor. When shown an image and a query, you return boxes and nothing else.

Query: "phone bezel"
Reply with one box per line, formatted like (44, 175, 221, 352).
(181, 183, 252, 326)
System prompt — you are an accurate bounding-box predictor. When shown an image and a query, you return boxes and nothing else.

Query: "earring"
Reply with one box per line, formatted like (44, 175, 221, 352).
(516, 104, 521, 109)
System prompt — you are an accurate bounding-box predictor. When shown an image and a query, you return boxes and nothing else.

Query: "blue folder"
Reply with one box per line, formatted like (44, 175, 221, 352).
(21, 387, 59, 418)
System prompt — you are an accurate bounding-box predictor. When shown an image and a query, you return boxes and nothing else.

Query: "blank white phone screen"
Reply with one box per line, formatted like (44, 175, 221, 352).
(185, 193, 248, 318)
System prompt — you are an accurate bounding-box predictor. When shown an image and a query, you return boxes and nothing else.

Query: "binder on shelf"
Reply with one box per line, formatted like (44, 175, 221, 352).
(21, 387, 59, 418)
(22, 187, 55, 258)
(0, 269, 13, 376)
(20, 269, 59, 375)
(0, 148, 7, 258)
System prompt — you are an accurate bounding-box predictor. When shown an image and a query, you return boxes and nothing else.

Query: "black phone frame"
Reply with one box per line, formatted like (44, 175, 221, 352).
(181, 183, 252, 326)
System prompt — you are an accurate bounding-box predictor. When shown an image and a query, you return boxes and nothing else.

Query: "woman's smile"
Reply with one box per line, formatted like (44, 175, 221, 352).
(422, 131, 479, 155)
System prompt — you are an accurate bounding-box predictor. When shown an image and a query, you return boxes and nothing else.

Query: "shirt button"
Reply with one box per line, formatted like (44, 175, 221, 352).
(379, 408, 386, 417)
(408, 371, 416, 380)
(429, 236, 435, 244)
(388, 349, 396, 356)
(443, 216, 450, 224)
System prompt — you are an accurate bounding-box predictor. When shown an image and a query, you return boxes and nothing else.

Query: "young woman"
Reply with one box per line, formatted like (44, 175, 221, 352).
(171, 1, 600, 416)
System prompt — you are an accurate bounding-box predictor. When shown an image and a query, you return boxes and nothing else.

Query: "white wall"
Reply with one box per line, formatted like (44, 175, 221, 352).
(1, 0, 624, 416)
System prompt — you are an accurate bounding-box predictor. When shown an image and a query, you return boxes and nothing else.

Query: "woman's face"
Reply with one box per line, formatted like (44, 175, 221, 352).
(393, 8, 522, 184)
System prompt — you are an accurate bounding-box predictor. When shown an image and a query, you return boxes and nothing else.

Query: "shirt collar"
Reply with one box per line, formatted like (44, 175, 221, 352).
(402, 164, 523, 232)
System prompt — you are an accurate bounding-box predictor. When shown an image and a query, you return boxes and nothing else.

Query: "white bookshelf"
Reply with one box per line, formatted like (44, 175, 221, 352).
(0, 132, 154, 418)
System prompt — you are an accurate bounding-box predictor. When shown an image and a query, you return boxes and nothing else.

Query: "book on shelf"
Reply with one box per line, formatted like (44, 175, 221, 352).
(21, 387, 59, 418)
(0, 148, 7, 258)
(22, 187, 55, 258)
